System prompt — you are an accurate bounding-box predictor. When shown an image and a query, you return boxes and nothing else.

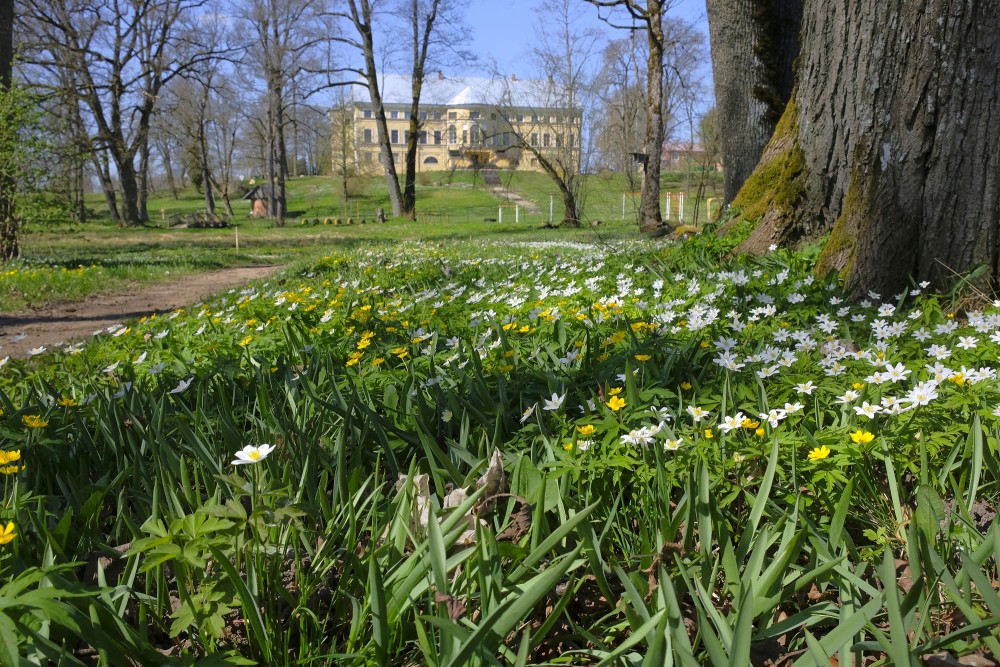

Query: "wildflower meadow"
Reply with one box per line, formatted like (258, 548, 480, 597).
(2, 232, 1000, 665)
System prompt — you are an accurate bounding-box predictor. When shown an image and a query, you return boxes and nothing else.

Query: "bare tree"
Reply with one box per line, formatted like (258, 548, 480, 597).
(584, 0, 676, 231)
(19, 0, 217, 226)
(234, 0, 335, 224)
(331, 0, 405, 217)
(522, 0, 602, 226)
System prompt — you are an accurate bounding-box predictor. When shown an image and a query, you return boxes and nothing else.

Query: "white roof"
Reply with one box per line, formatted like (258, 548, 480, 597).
(349, 73, 576, 111)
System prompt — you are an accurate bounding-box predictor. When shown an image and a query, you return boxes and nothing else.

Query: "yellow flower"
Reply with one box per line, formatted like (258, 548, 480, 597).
(346, 357, 360, 367)
(357, 338, 371, 349)
(22, 415, 48, 429)
(577, 424, 596, 435)
(755, 427, 765, 437)
(634, 354, 651, 362)
(0, 521, 15, 545)
(57, 396, 77, 407)
(704, 429, 714, 439)
(679, 381, 692, 391)
(597, 353, 609, 362)
(0, 450, 20, 466)
(606, 395, 626, 412)
(949, 373, 965, 386)
(498, 364, 514, 372)
(850, 430, 875, 444)
(852, 383, 865, 390)
(562, 442, 574, 451)
(700, 341, 710, 349)
(808, 445, 831, 461)
(608, 387, 623, 396)
(741, 418, 760, 429)
(371, 357, 385, 366)
(239, 335, 253, 347)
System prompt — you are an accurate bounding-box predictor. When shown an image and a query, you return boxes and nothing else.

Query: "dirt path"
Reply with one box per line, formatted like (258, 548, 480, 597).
(0, 265, 285, 358)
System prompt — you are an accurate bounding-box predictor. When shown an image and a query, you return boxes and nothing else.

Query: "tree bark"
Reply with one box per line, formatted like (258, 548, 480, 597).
(0, 0, 16, 259)
(706, 0, 801, 204)
(732, 0, 1000, 297)
(637, 2, 665, 230)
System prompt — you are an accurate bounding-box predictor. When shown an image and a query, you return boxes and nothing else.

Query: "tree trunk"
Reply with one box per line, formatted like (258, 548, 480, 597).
(0, 0, 16, 259)
(137, 138, 150, 222)
(732, 0, 1000, 297)
(117, 157, 144, 226)
(160, 142, 179, 199)
(638, 2, 665, 231)
(199, 121, 215, 215)
(706, 0, 801, 204)
(92, 154, 121, 223)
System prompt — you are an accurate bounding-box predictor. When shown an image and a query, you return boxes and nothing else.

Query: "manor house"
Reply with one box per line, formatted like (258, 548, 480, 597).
(339, 73, 582, 174)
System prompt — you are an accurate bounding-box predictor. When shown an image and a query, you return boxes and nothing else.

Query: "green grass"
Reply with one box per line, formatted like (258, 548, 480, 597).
(2, 226, 1000, 664)
(3, 171, 720, 312)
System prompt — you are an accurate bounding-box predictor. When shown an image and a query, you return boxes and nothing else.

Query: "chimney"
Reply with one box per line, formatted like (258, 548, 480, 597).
(437, 71, 443, 80)
(511, 73, 517, 82)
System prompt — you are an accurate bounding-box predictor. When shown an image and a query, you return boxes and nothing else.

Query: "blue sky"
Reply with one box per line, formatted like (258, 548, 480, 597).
(457, 0, 710, 79)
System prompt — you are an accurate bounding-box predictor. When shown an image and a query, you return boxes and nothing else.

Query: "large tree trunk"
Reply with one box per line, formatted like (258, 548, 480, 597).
(0, 0, 16, 259)
(732, 0, 1000, 297)
(706, 0, 801, 205)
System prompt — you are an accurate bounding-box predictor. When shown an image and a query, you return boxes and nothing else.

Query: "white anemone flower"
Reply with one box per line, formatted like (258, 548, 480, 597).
(542, 392, 566, 411)
(232, 444, 276, 466)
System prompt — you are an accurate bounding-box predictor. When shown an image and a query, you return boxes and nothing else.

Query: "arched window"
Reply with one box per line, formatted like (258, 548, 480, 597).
(470, 124, 480, 145)
(423, 156, 439, 164)
(448, 125, 457, 144)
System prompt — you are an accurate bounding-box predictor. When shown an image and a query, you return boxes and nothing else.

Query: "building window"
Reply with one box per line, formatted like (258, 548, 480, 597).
(434, 130, 442, 145)
(419, 111, 427, 120)
(448, 125, 457, 143)
(405, 130, 411, 144)
(516, 114, 524, 122)
(569, 132, 575, 147)
(391, 129, 399, 144)
(363, 128, 373, 143)
(419, 131, 427, 144)
(530, 133, 539, 147)
(543, 133, 550, 147)
(390, 110, 398, 119)
(530, 158, 538, 167)
(448, 111, 457, 120)
(470, 124, 479, 144)
(433, 111, 442, 120)
(470, 111, 480, 120)
(531, 114, 539, 122)
(462, 129, 468, 143)
(423, 156, 439, 164)
(490, 112, 496, 120)
(363, 109, 372, 119)
(556, 133, 563, 148)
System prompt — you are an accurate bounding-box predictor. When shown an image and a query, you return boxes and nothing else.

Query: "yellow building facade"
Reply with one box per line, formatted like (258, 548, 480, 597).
(344, 74, 582, 174)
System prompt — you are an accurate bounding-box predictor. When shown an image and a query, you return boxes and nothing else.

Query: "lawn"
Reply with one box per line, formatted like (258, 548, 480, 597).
(2, 171, 723, 312)
(1, 210, 999, 665)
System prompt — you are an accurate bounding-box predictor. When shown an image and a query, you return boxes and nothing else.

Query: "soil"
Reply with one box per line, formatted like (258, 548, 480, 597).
(0, 265, 285, 359)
